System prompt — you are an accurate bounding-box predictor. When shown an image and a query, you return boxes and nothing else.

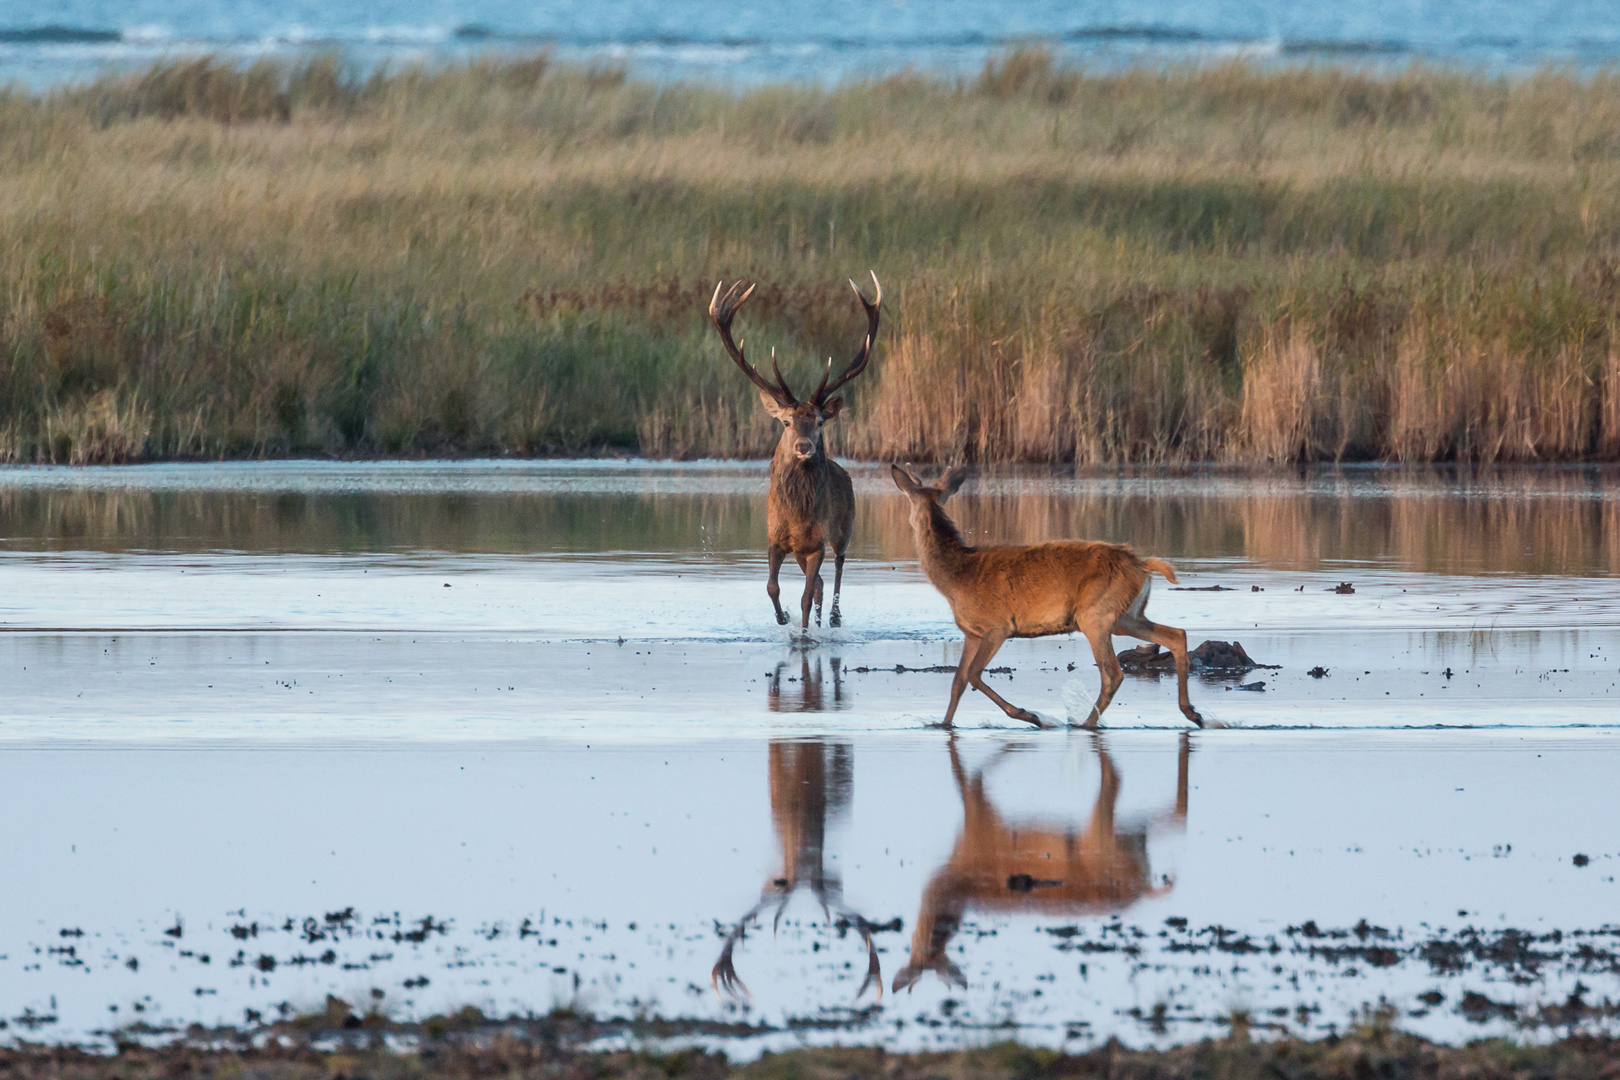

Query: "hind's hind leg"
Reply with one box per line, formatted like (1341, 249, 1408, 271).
(1113, 613, 1202, 727)
(1079, 622, 1124, 728)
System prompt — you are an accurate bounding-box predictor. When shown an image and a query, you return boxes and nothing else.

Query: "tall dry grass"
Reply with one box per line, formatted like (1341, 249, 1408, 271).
(4, 51, 1620, 463)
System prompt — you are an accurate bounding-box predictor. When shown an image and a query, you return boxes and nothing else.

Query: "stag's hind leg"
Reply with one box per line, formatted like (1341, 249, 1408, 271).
(766, 544, 790, 625)
(1113, 612, 1203, 727)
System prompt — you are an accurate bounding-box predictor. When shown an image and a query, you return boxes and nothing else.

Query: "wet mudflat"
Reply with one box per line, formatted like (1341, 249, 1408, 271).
(1, 462, 1618, 1052)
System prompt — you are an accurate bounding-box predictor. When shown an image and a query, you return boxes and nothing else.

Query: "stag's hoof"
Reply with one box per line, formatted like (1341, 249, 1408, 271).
(828, 610, 842, 628)
(1183, 706, 1205, 728)
(775, 611, 791, 626)
(1012, 709, 1048, 728)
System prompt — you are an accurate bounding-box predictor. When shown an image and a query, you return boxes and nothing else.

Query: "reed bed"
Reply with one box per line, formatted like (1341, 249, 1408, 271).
(4, 52, 1620, 463)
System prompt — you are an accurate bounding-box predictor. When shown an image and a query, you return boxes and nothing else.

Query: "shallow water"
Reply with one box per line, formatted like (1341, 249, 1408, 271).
(1, 462, 1618, 1049)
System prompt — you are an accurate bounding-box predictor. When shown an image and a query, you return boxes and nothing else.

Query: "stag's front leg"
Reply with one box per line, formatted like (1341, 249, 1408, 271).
(800, 547, 826, 630)
(766, 544, 790, 625)
(829, 550, 846, 627)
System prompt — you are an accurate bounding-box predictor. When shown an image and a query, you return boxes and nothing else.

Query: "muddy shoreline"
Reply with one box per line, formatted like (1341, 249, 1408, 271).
(5, 1021, 1620, 1080)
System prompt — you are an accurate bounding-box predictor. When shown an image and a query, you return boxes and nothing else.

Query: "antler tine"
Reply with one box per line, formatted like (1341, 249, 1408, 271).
(839, 911, 884, 1003)
(710, 933, 752, 1001)
(813, 270, 882, 405)
(711, 900, 769, 1002)
(857, 926, 883, 1003)
(769, 348, 797, 404)
(709, 279, 795, 406)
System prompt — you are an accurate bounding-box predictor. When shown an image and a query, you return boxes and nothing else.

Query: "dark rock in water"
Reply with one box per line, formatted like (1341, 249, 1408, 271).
(1308, 666, 1329, 678)
(1171, 584, 1233, 591)
(1459, 990, 1516, 1023)
(1574, 853, 1590, 867)
(1117, 639, 1279, 674)
(1229, 681, 1266, 692)
(1333, 582, 1356, 594)
(1419, 990, 1445, 1006)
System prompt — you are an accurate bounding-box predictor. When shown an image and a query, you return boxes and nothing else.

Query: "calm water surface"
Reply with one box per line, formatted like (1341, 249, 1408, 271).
(1, 461, 1617, 1049)
(6, 0, 1620, 89)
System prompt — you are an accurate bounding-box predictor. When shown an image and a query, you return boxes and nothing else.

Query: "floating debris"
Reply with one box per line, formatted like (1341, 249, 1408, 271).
(1118, 640, 1279, 674)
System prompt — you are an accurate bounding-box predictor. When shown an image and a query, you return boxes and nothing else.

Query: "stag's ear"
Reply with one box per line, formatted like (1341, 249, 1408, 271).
(939, 466, 971, 501)
(890, 464, 921, 496)
(820, 396, 843, 421)
(759, 390, 792, 421)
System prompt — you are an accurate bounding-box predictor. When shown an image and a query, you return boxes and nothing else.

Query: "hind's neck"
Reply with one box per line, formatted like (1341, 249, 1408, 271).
(913, 502, 974, 582)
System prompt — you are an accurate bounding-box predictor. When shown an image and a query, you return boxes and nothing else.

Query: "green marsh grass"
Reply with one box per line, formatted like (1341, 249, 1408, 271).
(4, 51, 1620, 462)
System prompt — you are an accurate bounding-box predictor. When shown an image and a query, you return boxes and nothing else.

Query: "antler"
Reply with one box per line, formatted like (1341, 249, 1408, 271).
(711, 898, 770, 1001)
(812, 271, 882, 406)
(710, 280, 797, 406)
(845, 914, 884, 1003)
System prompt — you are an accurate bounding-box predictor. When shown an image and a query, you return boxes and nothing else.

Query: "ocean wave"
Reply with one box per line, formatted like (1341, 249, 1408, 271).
(0, 25, 120, 44)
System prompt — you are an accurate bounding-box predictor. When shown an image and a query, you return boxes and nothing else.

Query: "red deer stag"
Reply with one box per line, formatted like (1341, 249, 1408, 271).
(710, 275, 881, 629)
(712, 740, 882, 1003)
(890, 466, 1202, 728)
(893, 735, 1189, 992)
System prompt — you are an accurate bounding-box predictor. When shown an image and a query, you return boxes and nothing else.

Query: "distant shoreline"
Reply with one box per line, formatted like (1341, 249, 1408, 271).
(5, 53, 1620, 466)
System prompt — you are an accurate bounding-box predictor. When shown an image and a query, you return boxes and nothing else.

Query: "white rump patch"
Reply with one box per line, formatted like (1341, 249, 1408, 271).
(1126, 576, 1151, 619)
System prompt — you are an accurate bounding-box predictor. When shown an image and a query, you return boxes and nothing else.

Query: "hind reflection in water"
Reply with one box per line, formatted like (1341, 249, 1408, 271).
(893, 734, 1190, 991)
(767, 655, 847, 712)
(711, 740, 882, 1001)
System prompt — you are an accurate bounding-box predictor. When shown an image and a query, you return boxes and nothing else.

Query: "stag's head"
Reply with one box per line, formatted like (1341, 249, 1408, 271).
(709, 274, 882, 462)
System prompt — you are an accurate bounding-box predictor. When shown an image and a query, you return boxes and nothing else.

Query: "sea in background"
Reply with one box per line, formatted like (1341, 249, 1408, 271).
(4, 0, 1620, 90)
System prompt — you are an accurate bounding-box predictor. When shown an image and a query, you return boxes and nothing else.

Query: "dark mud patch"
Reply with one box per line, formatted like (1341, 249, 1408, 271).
(9, 1023, 1620, 1080)
(1046, 918, 1620, 989)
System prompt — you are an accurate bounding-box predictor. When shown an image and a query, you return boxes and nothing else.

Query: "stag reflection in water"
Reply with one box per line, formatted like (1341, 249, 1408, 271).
(893, 735, 1190, 991)
(712, 740, 882, 1001)
(767, 655, 847, 712)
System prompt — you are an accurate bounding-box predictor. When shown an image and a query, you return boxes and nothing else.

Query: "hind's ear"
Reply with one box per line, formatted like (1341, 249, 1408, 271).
(890, 464, 921, 495)
(891, 961, 924, 993)
(939, 466, 971, 501)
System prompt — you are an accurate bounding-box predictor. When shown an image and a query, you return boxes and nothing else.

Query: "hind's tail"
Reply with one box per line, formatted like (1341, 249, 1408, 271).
(1143, 557, 1179, 585)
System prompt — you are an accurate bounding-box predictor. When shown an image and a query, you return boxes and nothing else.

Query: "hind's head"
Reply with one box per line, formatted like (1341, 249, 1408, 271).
(890, 465, 970, 531)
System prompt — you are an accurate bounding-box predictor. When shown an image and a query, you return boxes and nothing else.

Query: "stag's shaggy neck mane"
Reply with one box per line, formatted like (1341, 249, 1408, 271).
(771, 442, 832, 516)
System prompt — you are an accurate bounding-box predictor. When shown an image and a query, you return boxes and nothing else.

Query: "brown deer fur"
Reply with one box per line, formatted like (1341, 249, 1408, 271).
(893, 735, 1189, 992)
(891, 465, 1202, 728)
(710, 275, 880, 629)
